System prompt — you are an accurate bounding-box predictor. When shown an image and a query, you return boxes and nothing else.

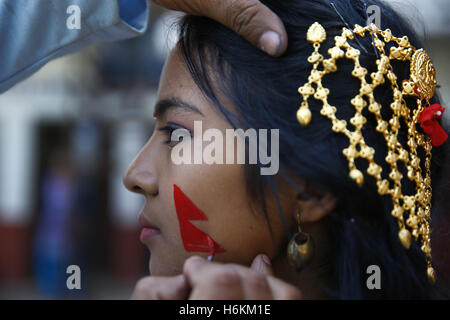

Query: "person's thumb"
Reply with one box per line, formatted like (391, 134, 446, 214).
(250, 254, 273, 275)
(204, 0, 288, 56)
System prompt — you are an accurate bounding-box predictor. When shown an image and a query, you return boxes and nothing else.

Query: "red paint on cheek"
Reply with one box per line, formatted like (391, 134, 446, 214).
(173, 184, 226, 254)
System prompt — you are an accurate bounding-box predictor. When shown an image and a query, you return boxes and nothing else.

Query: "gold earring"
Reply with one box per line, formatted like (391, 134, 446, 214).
(287, 209, 315, 271)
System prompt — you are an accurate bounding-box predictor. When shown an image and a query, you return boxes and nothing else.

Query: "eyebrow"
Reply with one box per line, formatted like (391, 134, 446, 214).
(154, 98, 204, 119)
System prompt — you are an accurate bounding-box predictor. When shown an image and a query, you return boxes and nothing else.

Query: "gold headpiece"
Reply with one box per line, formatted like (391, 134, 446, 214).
(297, 22, 447, 283)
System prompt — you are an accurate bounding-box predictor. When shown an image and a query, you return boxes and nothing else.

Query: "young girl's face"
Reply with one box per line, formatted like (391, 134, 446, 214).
(123, 46, 295, 276)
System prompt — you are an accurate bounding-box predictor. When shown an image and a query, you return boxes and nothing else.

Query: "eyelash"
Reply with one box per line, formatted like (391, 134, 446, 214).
(158, 123, 192, 146)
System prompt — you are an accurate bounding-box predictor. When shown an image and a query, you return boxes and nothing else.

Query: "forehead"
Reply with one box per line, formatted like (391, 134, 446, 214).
(157, 46, 209, 109)
(159, 46, 190, 89)
(157, 45, 236, 118)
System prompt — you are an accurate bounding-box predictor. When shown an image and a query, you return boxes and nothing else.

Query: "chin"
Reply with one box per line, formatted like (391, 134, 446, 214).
(149, 256, 181, 276)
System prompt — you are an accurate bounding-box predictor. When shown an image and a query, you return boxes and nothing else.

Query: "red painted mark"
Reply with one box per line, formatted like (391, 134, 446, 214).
(173, 184, 226, 254)
(207, 236, 215, 256)
(153, 111, 157, 119)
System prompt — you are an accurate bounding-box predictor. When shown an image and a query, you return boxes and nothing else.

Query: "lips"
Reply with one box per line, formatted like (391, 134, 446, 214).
(139, 213, 161, 243)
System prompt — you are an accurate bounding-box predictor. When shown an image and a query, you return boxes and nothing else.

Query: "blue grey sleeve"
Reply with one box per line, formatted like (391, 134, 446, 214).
(0, 0, 149, 93)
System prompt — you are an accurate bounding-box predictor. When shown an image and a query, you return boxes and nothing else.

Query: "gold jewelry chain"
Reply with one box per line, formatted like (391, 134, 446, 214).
(297, 22, 438, 283)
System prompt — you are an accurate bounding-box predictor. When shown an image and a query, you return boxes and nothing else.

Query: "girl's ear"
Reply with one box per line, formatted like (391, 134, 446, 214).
(296, 193, 337, 223)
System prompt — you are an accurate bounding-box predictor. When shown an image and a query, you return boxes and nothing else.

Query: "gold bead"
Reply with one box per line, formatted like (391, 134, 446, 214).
(342, 28, 354, 39)
(403, 196, 415, 211)
(343, 146, 357, 158)
(353, 24, 365, 36)
(392, 205, 404, 218)
(421, 244, 431, 255)
(367, 163, 382, 176)
(427, 266, 436, 284)
(398, 228, 412, 249)
(402, 80, 415, 95)
(323, 59, 337, 72)
(332, 119, 347, 132)
(297, 106, 312, 126)
(307, 52, 323, 64)
(406, 215, 418, 227)
(377, 179, 389, 195)
(369, 102, 381, 113)
(349, 169, 364, 186)
(329, 46, 344, 59)
(306, 22, 326, 44)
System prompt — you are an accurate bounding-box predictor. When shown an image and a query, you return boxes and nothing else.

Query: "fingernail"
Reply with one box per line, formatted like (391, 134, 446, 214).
(261, 254, 271, 266)
(183, 256, 204, 274)
(259, 31, 282, 56)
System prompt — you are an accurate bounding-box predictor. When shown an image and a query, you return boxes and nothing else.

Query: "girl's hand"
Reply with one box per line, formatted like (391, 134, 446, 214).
(182, 255, 302, 300)
(151, 0, 288, 56)
(131, 254, 302, 300)
(131, 274, 190, 299)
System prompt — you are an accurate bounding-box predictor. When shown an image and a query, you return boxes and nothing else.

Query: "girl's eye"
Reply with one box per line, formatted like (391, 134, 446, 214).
(158, 123, 192, 147)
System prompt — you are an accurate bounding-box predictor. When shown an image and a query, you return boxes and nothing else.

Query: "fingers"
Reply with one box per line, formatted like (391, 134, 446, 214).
(207, 0, 288, 56)
(152, 0, 288, 56)
(250, 254, 273, 276)
(183, 256, 272, 299)
(130, 256, 302, 300)
(214, 0, 287, 56)
(130, 274, 190, 300)
(183, 256, 302, 300)
(265, 277, 303, 300)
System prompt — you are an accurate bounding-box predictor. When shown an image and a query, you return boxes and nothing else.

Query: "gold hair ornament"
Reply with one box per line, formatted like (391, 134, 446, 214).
(297, 22, 448, 283)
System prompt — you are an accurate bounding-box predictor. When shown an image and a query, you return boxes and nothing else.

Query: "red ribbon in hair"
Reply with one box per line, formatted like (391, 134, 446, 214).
(419, 104, 448, 147)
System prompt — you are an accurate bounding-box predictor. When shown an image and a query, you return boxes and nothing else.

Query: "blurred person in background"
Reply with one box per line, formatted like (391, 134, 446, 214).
(33, 149, 76, 298)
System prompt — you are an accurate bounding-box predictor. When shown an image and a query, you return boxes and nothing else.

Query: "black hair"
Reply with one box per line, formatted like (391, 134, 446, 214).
(177, 0, 449, 299)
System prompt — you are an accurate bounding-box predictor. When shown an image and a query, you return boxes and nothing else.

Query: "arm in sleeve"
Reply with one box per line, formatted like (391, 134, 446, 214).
(0, 0, 149, 93)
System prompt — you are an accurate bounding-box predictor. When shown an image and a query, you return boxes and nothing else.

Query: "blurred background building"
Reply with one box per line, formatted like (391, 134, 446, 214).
(0, 1, 449, 299)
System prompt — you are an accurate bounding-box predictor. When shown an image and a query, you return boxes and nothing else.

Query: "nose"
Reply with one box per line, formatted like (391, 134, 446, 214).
(123, 144, 158, 197)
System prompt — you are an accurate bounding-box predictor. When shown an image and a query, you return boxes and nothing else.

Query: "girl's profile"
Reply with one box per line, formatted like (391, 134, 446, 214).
(125, 0, 449, 299)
